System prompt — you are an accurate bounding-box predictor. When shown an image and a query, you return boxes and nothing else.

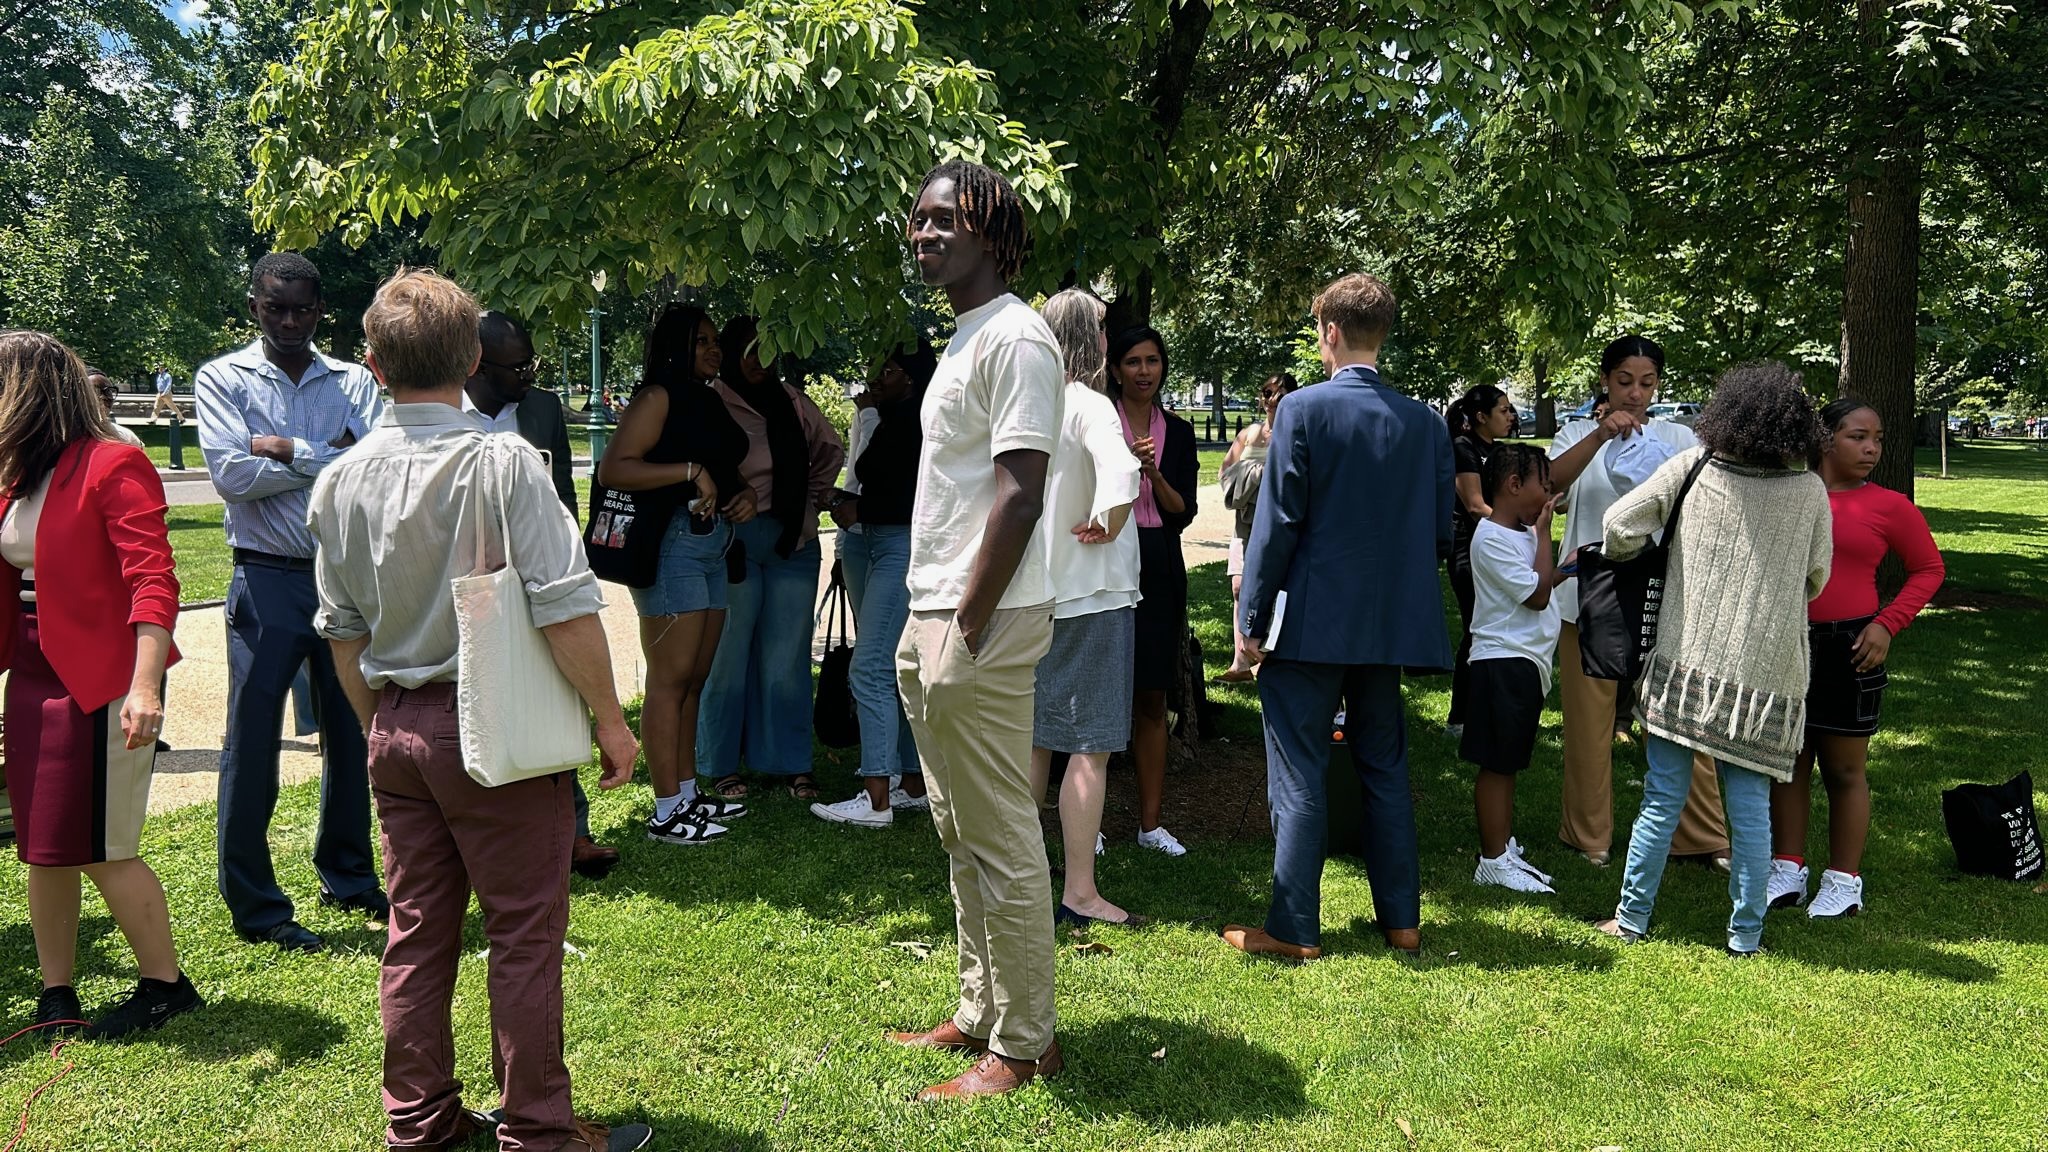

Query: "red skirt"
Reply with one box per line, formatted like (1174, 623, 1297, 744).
(4, 610, 155, 867)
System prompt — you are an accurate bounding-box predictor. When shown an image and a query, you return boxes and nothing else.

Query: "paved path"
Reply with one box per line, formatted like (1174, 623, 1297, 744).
(131, 461, 1238, 815)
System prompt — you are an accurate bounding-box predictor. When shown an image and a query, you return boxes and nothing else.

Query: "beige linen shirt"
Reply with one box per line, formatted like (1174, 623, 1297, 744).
(307, 403, 604, 688)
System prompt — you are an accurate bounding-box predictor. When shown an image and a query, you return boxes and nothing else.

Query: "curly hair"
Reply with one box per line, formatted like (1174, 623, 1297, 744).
(1693, 361, 1825, 468)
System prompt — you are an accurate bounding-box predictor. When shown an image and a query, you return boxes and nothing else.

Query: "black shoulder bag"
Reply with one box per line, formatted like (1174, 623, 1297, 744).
(583, 480, 678, 589)
(1575, 452, 1713, 681)
(812, 558, 860, 749)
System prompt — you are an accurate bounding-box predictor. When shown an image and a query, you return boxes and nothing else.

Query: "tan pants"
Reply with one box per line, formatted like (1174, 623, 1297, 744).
(897, 605, 1056, 1060)
(1558, 623, 1728, 856)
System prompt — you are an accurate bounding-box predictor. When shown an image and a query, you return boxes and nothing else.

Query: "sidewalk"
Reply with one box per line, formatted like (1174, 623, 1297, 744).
(138, 485, 1236, 816)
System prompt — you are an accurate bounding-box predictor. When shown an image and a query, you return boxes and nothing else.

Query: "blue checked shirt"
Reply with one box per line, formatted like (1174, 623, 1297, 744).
(195, 340, 385, 559)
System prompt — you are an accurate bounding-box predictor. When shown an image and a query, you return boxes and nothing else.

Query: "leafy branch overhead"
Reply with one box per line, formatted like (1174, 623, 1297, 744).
(250, 0, 1070, 357)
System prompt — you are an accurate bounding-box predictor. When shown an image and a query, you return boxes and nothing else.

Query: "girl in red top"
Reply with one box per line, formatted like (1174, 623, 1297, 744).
(1768, 399, 1944, 918)
(0, 332, 199, 1038)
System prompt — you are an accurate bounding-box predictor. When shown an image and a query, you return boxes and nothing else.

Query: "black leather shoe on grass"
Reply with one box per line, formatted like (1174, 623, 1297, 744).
(320, 886, 392, 924)
(84, 974, 202, 1040)
(34, 986, 85, 1038)
(238, 920, 325, 952)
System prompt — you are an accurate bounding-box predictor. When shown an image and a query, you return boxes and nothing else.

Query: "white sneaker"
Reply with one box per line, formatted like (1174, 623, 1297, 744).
(810, 795, 893, 828)
(1504, 837, 1553, 886)
(1767, 859, 1810, 908)
(1807, 869, 1863, 918)
(889, 788, 930, 812)
(1475, 852, 1555, 894)
(1095, 833, 1105, 857)
(1137, 826, 1187, 857)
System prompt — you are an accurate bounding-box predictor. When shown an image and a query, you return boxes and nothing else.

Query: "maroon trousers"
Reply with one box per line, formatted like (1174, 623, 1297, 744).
(368, 682, 577, 1151)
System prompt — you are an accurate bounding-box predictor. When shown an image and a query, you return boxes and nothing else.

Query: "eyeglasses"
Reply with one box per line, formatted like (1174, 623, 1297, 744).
(482, 358, 537, 377)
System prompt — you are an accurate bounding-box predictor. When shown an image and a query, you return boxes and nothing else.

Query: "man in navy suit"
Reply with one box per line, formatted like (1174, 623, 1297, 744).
(1225, 273, 1453, 960)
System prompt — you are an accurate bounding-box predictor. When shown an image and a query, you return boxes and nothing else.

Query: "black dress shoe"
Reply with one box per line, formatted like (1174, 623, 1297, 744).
(35, 985, 85, 1037)
(321, 886, 392, 923)
(238, 920, 325, 952)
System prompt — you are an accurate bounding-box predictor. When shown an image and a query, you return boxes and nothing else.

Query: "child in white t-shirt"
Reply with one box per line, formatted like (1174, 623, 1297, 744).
(1462, 444, 1575, 894)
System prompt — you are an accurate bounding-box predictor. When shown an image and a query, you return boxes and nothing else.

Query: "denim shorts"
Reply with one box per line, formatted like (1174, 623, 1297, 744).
(630, 515, 731, 617)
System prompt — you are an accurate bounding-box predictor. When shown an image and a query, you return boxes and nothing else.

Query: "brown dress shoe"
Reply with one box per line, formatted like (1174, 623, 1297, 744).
(888, 1019, 989, 1053)
(915, 1043, 1062, 1101)
(1383, 927, 1421, 955)
(1221, 924, 1322, 961)
(571, 836, 621, 879)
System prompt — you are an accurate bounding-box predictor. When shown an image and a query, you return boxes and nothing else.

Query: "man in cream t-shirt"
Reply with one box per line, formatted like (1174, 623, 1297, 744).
(888, 159, 1066, 1101)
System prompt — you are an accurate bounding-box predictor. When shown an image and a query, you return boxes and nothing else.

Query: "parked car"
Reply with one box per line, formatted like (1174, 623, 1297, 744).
(1647, 401, 1702, 425)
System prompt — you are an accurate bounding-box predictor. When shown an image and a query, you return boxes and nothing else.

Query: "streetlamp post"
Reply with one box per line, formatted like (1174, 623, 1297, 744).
(586, 271, 610, 464)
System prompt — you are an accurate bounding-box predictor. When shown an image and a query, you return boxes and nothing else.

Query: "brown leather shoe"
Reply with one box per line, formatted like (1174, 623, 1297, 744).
(1221, 924, 1322, 961)
(888, 1019, 988, 1054)
(915, 1043, 1062, 1101)
(571, 836, 621, 879)
(1383, 927, 1421, 956)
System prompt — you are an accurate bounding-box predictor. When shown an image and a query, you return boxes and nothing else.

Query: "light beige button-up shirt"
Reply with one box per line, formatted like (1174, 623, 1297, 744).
(307, 403, 604, 689)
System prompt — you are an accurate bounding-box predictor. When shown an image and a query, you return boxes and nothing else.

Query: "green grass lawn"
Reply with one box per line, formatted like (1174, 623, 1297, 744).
(43, 441, 2046, 1150)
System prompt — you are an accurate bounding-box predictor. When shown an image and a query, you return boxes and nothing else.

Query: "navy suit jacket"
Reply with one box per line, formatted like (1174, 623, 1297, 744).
(1240, 364, 1454, 668)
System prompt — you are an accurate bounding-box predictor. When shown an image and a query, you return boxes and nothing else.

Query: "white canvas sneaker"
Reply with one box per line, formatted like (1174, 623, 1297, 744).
(1505, 837, 1553, 886)
(1767, 858, 1810, 908)
(1807, 869, 1864, 918)
(1137, 826, 1187, 857)
(1475, 852, 1555, 894)
(810, 795, 893, 828)
(889, 788, 930, 812)
(1095, 833, 1105, 857)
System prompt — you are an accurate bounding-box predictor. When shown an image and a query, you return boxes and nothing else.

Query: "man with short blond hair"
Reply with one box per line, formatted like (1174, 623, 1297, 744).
(309, 268, 651, 1152)
(1228, 271, 1452, 961)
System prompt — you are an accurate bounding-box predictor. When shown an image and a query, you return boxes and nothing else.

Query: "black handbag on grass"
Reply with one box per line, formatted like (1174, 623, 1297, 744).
(812, 559, 859, 749)
(1942, 772, 2045, 882)
(1575, 452, 1712, 681)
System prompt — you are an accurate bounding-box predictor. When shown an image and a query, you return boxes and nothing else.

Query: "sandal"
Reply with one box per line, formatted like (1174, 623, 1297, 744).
(707, 775, 750, 800)
(786, 774, 821, 801)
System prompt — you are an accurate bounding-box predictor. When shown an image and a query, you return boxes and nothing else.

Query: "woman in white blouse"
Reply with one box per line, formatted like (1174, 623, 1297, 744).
(1029, 289, 1145, 927)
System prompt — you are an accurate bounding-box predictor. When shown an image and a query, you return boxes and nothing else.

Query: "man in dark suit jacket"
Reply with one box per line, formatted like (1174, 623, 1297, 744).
(1225, 273, 1453, 961)
(464, 311, 618, 879)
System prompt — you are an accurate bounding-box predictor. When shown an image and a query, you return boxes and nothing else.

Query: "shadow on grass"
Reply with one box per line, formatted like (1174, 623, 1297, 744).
(624, 1112, 769, 1151)
(1053, 1013, 1309, 1128)
(136, 996, 347, 1077)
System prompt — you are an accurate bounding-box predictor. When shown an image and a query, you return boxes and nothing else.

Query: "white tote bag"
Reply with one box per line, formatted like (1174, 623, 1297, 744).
(452, 438, 592, 787)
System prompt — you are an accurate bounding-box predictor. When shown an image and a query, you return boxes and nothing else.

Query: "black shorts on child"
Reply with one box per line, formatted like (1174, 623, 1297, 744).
(1805, 615, 1887, 737)
(1459, 657, 1545, 775)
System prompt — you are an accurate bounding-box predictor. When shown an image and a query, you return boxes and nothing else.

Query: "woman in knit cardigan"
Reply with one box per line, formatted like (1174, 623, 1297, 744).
(1595, 362, 1833, 956)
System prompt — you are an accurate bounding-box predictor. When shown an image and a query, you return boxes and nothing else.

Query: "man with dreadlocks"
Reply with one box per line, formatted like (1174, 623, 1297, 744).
(888, 159, 1067, 1098)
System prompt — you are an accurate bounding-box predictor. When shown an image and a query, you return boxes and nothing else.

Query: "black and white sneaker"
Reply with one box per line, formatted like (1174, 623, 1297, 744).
(688, 794, 748, 823)
(83, 973, 203, 1040)
(646, 808, 728, 846)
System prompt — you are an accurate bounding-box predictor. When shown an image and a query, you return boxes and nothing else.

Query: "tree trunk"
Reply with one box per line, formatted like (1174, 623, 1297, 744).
(1532, 353, 1555, 438)
(1838, 3, 1922, 502)
(1107, 1, 1212, 333)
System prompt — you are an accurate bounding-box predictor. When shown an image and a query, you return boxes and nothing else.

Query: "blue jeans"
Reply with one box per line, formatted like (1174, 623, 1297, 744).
(1257, 659, 1418, 948)
(1617, 733, 1772, 951)
(838, 525, 920, 779)
(217, 562, 378, 932)
(697, 516, 822, 777)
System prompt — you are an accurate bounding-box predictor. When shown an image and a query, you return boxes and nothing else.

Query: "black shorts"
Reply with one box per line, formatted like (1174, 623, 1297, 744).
(1806, 616, 1887, 737)
(1459, 658, 1546, 775)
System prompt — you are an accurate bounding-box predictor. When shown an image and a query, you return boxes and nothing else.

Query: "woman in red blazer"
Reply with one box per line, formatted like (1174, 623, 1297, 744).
(0, 331, 200, 1040)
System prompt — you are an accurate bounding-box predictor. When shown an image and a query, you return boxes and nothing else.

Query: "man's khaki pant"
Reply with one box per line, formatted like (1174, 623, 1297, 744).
(897, 605, 1056, 1061)
(1558, 623, 1728, 857)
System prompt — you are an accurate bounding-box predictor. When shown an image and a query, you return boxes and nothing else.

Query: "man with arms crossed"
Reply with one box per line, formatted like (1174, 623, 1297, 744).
(1228, 273, 1453, 960)
(309, 269, 649, 1151)
(196, 251, 385, 952)
(888, 159, 1065, 1098)
(462, 309, 619, 878)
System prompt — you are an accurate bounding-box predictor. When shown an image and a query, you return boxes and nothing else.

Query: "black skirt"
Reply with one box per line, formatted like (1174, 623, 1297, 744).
(1458, 657, 1545, 776)
(1806, 615, 1887, 737)
(1133, 525, 1187, 693)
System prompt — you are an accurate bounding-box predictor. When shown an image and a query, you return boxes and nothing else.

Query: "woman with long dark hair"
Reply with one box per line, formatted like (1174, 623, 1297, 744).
(597, 304, 752, 846)
(811, 339, 937, 826)
(1767, 398, 1943, 918)
(1443, 383, 1516, 734)
(1218, 372, 1298, 682)
(696, 317, 844, 801)
(0, 331, 200, 1037)
(1108, 325, 1198, 857)
(1546, 335, 1726, 868)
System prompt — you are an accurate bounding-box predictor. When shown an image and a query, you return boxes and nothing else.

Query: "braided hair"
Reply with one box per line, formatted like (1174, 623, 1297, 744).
(1481, 441, 1551, 505)
(910, 160, 1032, 283)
